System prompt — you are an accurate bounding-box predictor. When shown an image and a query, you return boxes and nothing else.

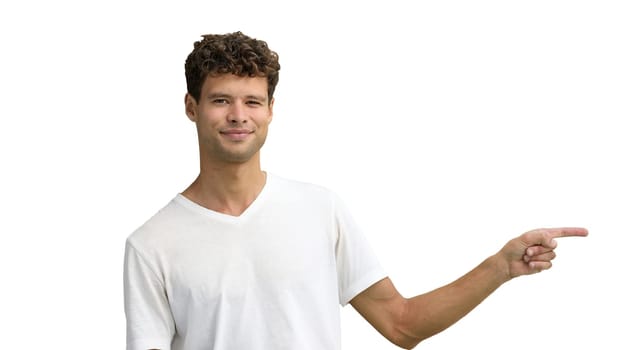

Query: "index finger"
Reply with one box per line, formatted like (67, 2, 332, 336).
(547, 227, 589, 238)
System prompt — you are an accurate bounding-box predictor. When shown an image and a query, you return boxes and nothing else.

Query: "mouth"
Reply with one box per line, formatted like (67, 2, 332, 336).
(220, 128, 254, 141)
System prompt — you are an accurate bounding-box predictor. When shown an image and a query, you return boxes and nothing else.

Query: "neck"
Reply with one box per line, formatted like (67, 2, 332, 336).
(182, 158, 267, 217)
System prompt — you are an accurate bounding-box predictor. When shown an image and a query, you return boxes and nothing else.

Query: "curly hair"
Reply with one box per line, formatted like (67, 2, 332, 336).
(184, 31, 281, 102)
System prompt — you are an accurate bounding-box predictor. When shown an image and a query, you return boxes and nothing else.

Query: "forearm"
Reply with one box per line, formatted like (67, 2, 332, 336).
(353, 228, 587, 349)
(399, 254, 510, 343)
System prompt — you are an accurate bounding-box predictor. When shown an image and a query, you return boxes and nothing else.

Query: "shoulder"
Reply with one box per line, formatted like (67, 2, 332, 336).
(270, 174, 359, 226)
(268, 173, 341, 204)
(126, 195, 190, 254)
(269, 173, 331, 191)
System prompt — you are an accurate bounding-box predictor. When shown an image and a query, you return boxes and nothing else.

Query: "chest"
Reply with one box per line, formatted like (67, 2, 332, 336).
(162, 215, 337, 307)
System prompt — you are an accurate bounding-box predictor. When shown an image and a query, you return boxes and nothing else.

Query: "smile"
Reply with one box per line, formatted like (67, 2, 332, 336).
(220, 129, 254, 141)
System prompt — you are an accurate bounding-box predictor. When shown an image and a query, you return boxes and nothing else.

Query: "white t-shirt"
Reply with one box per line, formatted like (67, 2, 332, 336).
(124, 173, 386, 350)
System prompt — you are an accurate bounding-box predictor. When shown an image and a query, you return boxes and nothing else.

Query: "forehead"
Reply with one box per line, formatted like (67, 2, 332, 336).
(201, 74, 269, 98)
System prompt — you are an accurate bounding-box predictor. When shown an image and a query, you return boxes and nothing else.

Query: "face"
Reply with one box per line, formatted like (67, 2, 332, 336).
(185, 74, 274, 165)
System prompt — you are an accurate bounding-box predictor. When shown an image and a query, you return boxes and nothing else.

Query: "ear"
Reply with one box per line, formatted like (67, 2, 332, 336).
(267, 97, 275, 124)
(184, 93, 198, 122)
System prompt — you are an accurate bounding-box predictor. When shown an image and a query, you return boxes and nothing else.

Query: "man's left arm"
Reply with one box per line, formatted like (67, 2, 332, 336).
(349, 227, 588, 349)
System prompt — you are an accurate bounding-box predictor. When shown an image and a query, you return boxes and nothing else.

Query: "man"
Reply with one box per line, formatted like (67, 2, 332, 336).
(123, 31, 588, 350)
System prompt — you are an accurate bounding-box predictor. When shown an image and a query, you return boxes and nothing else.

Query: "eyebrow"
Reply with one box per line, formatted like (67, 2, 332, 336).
(206, 93, 267, 101)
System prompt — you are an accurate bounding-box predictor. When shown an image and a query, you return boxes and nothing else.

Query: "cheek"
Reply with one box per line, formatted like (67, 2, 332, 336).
(196, 110, 221, 127)
(257, 112, 273, 126)
(195, 118, 219, 139)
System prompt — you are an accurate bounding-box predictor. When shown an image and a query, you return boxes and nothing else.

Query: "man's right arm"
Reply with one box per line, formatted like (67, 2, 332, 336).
(124, 240, 175, 350)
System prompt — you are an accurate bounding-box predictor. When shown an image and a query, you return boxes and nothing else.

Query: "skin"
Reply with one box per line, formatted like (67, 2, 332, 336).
(177, 73, 589, 349)
(182, 74, 273, 216)
(349, 227, 588, 349)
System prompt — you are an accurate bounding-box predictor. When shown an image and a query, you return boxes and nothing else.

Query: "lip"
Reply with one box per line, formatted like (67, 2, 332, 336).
(220, 128, 254, 141)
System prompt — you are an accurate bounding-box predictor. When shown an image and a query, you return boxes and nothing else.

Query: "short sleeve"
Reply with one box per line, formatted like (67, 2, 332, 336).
(333, 194, 387, 306)
(124, 240, 175, 350)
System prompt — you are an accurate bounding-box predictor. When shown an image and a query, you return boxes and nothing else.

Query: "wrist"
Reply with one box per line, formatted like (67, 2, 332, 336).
(486, 253, 512, 284)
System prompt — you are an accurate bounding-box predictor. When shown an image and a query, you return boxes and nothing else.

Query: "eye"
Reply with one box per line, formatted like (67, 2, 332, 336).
(212, 98, 229, 105)
(247, 100, 263, 106)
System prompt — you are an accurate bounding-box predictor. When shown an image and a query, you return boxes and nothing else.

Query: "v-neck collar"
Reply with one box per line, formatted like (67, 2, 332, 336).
(174, 173, 272, 223)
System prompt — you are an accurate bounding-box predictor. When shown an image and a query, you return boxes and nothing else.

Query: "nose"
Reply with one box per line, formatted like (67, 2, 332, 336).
(226, 100, 247, 124)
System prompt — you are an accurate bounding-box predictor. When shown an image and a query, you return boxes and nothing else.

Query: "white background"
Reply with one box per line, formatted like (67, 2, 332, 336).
(1, 0, 620, 349)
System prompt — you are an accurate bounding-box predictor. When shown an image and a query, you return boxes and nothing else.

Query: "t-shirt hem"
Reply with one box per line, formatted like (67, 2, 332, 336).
(340, 268, 388, 306)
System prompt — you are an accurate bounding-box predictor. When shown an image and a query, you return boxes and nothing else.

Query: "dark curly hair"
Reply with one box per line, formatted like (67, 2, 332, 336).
(184, 31, 281, 102)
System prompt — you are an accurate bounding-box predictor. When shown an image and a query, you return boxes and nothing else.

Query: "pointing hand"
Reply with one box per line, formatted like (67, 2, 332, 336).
(497, 227, 588, 279)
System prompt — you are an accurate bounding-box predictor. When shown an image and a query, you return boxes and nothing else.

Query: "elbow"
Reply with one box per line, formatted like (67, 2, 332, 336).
(390, 316, 424, 349)
(393, 337, 420, 349)
(390, 299, 426, 349)
(390, 329, 423, 350)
